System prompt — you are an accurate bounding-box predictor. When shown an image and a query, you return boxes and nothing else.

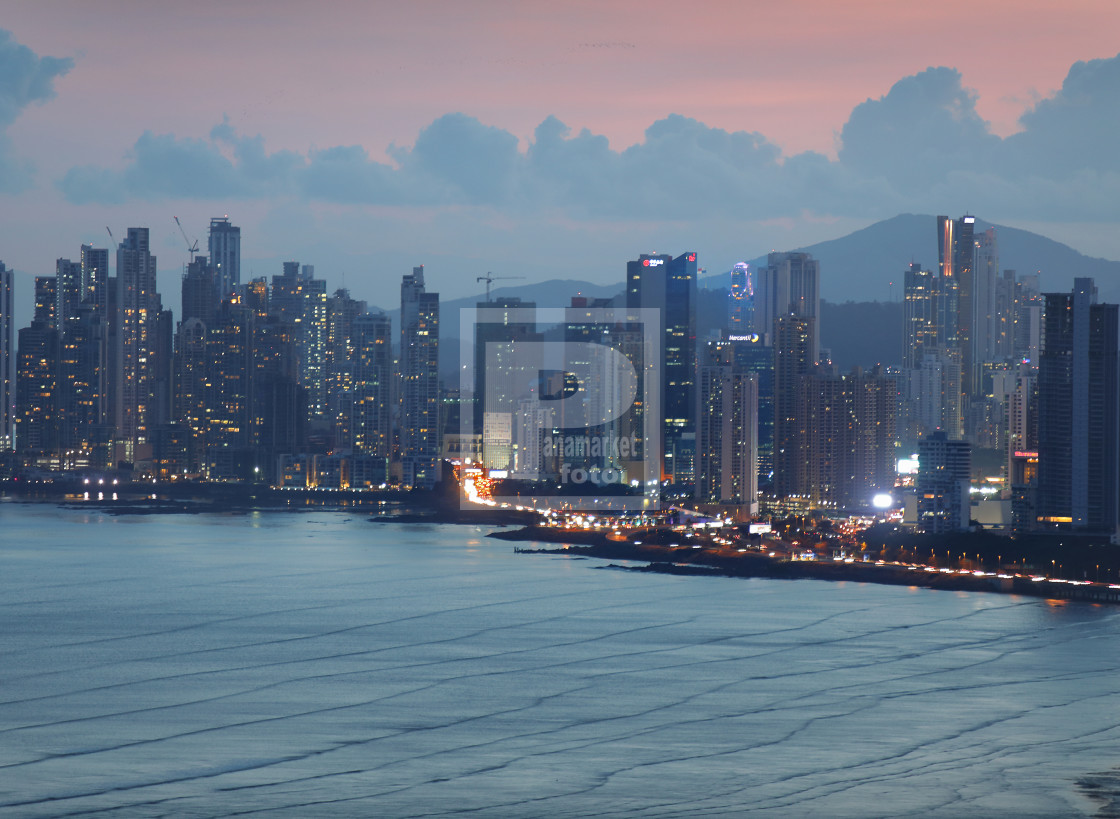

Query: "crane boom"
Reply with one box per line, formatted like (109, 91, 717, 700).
(476, 272, 525, 301)
(173, 216, 199, 262)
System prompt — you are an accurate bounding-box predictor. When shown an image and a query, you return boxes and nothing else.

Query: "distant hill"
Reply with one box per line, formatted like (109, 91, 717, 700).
(370, 215, 1120, 379)
(703, 213, 1120, 303)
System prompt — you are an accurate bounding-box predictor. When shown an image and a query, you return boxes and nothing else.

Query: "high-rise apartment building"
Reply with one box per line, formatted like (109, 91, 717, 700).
(728, 262, 752, 334)
(400, 266, 440, 488)
(1037, 278, 1118, 533)
(180, 256, 220, 327)
(271, 262, 328, 420)
(697, 340, 758, 513)
(937, 214, 975, 400)
(0, 263, 12, 450)
(903, 263, 938, 370)
(716, 332, 773, 487)
(114, 227, 161, 462)
(972, 227, 999, 376)
(208, 217, 240, 299)
(772, 314, 816, 500)
(15, 278, 61, 462)
(80, 244, 109, 316)
(791, 365, 896, 510)
(626, 251, 697, 483)
(58, 301, 110, 468)
(1014, 273, 1043, 364)
(350, 311, 392, 485)
(916, 431, 971, 533)
(753, 252, 820, 359)
(56, 258, 83, 325)
(250, 313, 305, 483)
(47, 245, 113, 468)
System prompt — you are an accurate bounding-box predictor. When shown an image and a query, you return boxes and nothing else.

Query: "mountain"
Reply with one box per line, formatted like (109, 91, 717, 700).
(701, 213, 1120, 303)
(370, 215, 1120, 378)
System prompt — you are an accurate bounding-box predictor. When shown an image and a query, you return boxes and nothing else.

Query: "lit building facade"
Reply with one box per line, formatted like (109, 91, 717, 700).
(400, 266, 440, 488)
(697, 340, 758, 513)
(916, 431, 971, 533)
(626, 251, 697, 484)
(0, 262, 12, 450)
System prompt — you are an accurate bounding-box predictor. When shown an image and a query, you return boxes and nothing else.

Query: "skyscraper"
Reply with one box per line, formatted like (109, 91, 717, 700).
(728, 262, 752, 334)
(325, 288, 368, 448)
(15, 278, 60, 462)
(788, 365, 896, 510)
(753, 252, 820, 358)
(400, 266, 440, 488)
(937, 214, 976, 397)
(1037, 278, 1118, 533)
(697, 340, 758, 513)
(208, 217, 240, 299)
(55, 258, 83, 325)
(271, 262, 328, 420)
(114, 227, 161, 462)
(58, 300, 110, 468)
(772, 314, 815, 500)
(916, 431, 971, 533)
(0, 263, 12, 450)
(972, 227, 999, 373)
(48, 245, 113, 467)
(351, 311, 392, 484)
(902, 263, 938, 370)
(80, 244, 109, 316)
(626, 251, 697, 483)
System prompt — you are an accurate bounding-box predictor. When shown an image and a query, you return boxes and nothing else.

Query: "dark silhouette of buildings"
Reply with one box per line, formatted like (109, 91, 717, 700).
(626, 251, 697, 485)
(1037, 278, 1118, 533)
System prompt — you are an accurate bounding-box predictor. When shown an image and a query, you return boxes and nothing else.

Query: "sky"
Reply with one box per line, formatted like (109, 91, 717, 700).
(3, 0, 1120, 320)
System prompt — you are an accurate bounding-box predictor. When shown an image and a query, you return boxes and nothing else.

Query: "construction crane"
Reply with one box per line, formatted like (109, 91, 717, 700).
(476, 273, 525, 301)
(173, 216, 199, 262)
(105, 226, 114, 245)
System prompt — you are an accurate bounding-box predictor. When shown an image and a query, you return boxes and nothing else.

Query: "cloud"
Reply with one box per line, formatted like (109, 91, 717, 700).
(53, 52, 1120, 224)
(0, 29, 73, 192)
(835, 55, 1120, 220)
(61, 123, 302, 203)
(838, 67, 999, 191)
(1006, 53, 1120, 176)
(406, 113, 520, 205)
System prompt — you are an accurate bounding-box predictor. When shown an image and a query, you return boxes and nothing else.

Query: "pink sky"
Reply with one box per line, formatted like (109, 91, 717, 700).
(7, 0, 1120, 163)
(3, 0, 1120, 318)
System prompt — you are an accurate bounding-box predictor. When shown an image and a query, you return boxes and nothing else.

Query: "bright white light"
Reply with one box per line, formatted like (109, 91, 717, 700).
(897, 456, 919, 475)
(872, 493, 893, 510)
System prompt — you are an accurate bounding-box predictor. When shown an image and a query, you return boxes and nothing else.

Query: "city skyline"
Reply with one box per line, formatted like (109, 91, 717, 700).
(4, 9, 1120, 813)
(2, 5, 1120, 324)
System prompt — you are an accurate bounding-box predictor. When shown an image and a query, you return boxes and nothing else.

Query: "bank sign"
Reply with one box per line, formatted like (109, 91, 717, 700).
(461, 306, 661, 512)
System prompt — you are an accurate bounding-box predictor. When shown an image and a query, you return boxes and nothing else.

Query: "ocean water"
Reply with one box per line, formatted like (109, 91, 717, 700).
(1, 501, 1119, 818)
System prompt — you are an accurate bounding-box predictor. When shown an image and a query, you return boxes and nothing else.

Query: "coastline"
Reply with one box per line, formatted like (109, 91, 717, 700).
(493, 525, 1120, 606)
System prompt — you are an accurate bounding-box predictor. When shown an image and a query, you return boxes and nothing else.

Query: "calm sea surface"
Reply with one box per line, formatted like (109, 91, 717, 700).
(1, 501, 1119, 818)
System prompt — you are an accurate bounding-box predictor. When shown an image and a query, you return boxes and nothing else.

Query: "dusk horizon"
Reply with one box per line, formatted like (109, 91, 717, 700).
(4, 5, 1120, 816)
(4, 2, 1120, 320)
